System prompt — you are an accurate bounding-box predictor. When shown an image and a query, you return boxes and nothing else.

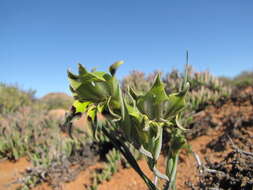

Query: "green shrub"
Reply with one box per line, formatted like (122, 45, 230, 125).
(40, 92, 73, 110)
(0, 107, 50, 160)
(0, 103, 92, 189)
(218, 76, 233, 87)
(232, 71, 253, 88)
(89, 148, 121, 190)
(121, 70, 161, 94)
(0, 105, 88, 163)
(0, 83, 36, 113)
(187, 69, 231, 111)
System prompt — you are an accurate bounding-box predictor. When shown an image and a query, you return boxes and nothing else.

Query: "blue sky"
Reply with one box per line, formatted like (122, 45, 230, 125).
(1, 0, 253, 97)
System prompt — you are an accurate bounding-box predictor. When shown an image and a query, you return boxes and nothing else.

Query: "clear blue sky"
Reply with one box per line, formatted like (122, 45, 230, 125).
(1, 0, 253, 97)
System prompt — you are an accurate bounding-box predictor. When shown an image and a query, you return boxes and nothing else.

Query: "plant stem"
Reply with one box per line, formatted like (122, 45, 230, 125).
(102, 127, 159, 190)
(164, 152, 179, 190)
(170, 153, 178, 190)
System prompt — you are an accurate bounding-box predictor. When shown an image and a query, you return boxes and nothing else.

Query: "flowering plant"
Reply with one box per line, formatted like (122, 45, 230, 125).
(67, 61, 189, 190)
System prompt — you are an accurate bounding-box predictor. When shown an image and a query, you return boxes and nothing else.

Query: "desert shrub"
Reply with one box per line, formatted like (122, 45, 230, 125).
(232, 71, 253, 88)
(0, 83, 36, 114)
(219, 71, 253, 89)
(0, 107, 44, 160)
(218, 76, 233, 87)
(121, 70, 152, 93)
(0, 105, 90, 161)
(19, 137, 96, 190)
(123, 65, 231, 113)
(163, 69, 182, 94)
(121, 70, 161, 94)
(40, 92, 73, 110)
(187, 69, 231, 111)
(0, 107, 54, 160)
(88, 148, 121, 190)
(0, 104, 97, 189)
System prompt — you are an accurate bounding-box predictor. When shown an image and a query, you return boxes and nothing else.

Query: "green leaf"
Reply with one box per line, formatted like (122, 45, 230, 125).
(13, 148, 19, 160)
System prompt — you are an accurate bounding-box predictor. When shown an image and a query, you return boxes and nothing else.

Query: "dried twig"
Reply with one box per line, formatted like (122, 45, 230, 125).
(192, 152, 225, 175)
(227, 135, 253, 157)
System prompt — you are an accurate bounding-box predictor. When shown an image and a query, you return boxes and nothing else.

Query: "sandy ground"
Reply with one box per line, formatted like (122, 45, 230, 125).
(0, 157, 31, 190)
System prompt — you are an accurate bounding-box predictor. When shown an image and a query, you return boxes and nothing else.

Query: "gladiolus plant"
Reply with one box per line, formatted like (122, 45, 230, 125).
(67, 61, 189, 190)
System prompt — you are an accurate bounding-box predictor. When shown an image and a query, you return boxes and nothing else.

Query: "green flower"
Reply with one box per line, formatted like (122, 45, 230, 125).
(129, 74, 189, 122)
(121, 74, 189, 161)
(68, 61, 124, 120)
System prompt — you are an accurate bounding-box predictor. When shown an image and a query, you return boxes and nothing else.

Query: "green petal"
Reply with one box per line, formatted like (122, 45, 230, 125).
(87, 107, 97, 121)
(164, 93, 186, 119)
(97, 102, 106, 113)
(78, 63, 88, 75)
(136, 74, 168, 120)
(72, 100, 91, 113)
(109, 61, 124, 76)
(129, 87, 139, 100)
(68, 78, 81, 90)
(67, 70, 79, 80)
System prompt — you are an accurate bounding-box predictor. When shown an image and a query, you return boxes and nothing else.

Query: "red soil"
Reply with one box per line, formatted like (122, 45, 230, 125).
(98, 131, 224, 190)
(0, 157, 30, 190)
(33, 163, 103, 190)
(31, 130, 227, 190)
